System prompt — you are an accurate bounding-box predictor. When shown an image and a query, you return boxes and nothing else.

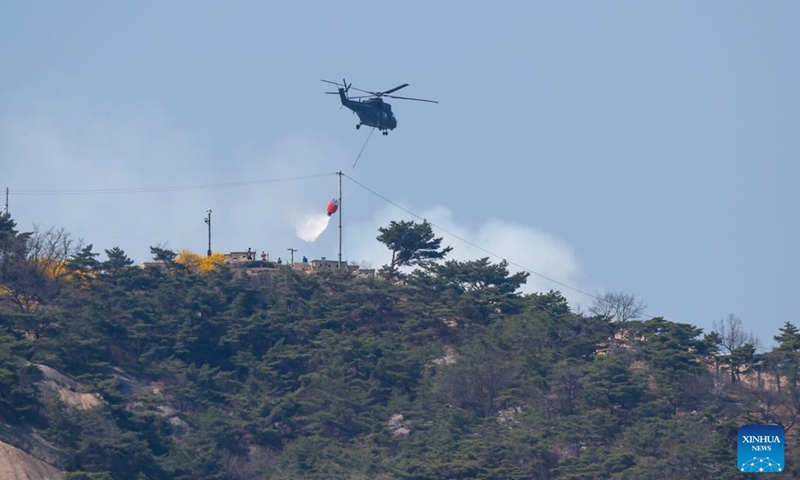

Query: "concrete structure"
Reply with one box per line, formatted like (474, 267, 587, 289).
(225, 251, 258, 264)
(309, 257, 375, 278)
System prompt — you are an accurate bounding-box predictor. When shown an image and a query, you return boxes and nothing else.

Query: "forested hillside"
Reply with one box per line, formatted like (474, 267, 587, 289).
(1, 213, 799, 479)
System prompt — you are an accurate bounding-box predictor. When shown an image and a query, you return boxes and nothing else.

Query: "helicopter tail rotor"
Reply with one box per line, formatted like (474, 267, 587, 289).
(321, 79, 352, 109)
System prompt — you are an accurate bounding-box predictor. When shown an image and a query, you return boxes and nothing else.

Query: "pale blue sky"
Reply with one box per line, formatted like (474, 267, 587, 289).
(1, 2, 798, 346)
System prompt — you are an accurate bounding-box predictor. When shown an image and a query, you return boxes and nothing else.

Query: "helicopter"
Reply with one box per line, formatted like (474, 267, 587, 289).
(321, 79, 438, 135)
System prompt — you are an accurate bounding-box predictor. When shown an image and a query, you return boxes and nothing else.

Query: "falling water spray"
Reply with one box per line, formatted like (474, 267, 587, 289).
(295, 213, 331, 242)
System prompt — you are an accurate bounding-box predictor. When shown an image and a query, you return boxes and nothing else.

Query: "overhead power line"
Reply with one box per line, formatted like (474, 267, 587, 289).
(10, 172, 337, 195)
(342, 173, 602, 303)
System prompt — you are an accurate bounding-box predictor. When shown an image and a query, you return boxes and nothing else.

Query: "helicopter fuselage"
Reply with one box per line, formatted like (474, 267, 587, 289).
(338, 88, 397, 133)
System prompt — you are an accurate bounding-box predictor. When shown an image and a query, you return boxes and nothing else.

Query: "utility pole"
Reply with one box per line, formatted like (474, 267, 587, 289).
(287, 248, 297, 265)
(204, 209, 212, 257)
(337, 171, 343, 269)
(3, 187, 8, 216)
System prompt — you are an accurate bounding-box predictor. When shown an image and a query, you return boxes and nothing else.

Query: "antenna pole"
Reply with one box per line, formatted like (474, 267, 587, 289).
(204, 209, 212, 257)
(287, 248, 297, 265)
(3, 187, 7, 216)
(337, 171, 343, 269)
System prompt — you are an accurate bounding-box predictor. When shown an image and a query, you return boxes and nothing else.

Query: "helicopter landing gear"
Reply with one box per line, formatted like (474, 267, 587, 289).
(382, 131, 388, 136)
(356, 124, 361, 130)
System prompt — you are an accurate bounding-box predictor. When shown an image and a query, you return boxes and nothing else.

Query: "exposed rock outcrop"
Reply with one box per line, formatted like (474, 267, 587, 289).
(35, 364, 104, 410)
(0, 441, 63, 480)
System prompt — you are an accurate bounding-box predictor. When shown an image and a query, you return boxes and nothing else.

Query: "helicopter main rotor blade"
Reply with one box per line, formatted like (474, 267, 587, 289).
(346, 85, 381, 96)
(383, 94, 439, 104)
(323, 79, 436, 103)
(321, 79, 345, 87)
(378, 84, 410, 96)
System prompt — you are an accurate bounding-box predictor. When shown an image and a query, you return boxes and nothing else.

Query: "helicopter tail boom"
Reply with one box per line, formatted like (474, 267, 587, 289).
(337, 87, 348, 105)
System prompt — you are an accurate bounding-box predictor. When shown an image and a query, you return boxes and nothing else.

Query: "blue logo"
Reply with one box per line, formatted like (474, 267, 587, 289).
(738, 425, 785, 473)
